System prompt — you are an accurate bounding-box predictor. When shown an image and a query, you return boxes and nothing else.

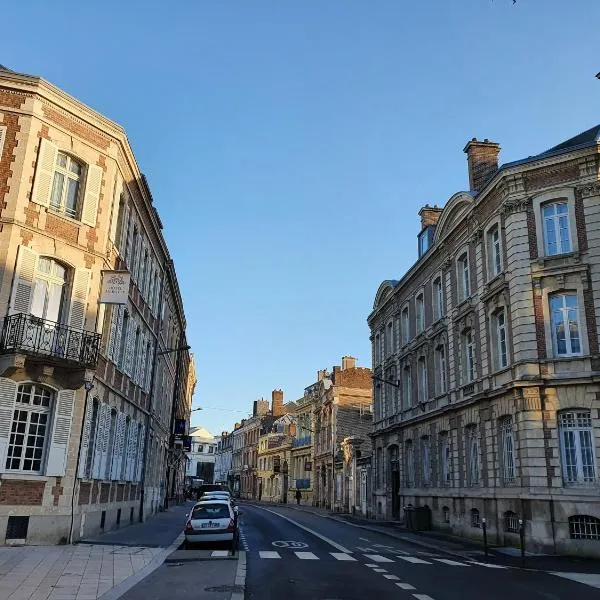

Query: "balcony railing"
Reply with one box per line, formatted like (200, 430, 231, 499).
(292, 435, 312, 448)
(0, 313, 101, 368)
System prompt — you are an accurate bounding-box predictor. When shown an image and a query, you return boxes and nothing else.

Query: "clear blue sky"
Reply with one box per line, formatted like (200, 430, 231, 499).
(4, 1, 600, 435)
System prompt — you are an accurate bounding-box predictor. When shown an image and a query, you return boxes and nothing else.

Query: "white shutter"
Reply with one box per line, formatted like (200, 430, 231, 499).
(121, 202, 131, 260)
(0, 125, 7, 159)
(9, 246, 38, 314)
(67, 268, 91, 330)
(125, 419, 136, 481)
(111, 412, 126, 480)
(125, 315, 137, 377)
(0, 378, 17, 473)
(46, 389, 76, 476)
(137, 332, 147, 385)
(133, 234, 141, 281)
(106, 305, 118, 360)
(91, 403, 108, 479)
(135, 424, 145, 482)
(78, 396, 93, 478)
(109, 174, 123, 242)
(81, 164, 103, 227)
(98, 405, 111, 480)
(31, 138, 58, 208)
(145, 339, 154, 392)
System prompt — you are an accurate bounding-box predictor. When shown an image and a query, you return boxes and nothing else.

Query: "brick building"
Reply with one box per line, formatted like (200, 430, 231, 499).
(0, 65, 190, 544)
(369, 127, 600, 556)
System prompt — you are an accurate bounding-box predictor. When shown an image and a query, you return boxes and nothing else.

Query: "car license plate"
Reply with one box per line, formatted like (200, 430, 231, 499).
(201, 522, 219, 528)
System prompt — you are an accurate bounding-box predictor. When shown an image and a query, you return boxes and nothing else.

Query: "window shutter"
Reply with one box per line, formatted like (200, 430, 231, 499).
(111, 412, 126, 480)
(81, 164, 103, 227)
(125, 419, 136, 481)
(31, 138, 58, 208)
(0, 125, 7, 159)
(97, 404, 111, 479)
(124, 315, 136, 376)
(109, 174, 123, 243)
(91, 403, 108, 479)
(145, 340, 154, 392)
(46, 389, 76, 476)
(137, 332, 147, 385)
(106, 305, 118, 360)
(9, 245, 38, 315)
(133, 235, 141, 282)
(135, 424, 145, 482)
(78, 396, 93, 478)
(122, 203, 131, 261)
(68, 268, 91, 330)
(0, 378, 17, 473)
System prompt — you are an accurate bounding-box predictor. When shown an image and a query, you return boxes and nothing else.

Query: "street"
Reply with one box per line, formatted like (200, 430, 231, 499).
(238, 503, 600, 600)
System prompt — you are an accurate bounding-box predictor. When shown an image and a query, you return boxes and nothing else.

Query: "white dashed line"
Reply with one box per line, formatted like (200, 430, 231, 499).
(467, 561, 508, 569)
(211, 550, 229, 557)
(363, 554, 394, 563)
(383, 574, 400, 580)
(397, 556, 432, 564)
(412, 595, 436, 600)
(373, 568, 388, 573)
(396, 583, 416, 591)
(295, 552, 319, 560)
(435, 558, 469, 566)
(259, 551, 281, 559)
(331, 553, 356, 561)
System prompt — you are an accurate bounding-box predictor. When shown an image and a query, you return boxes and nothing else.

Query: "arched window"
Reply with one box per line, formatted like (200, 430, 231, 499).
(50, 152, 83, 218)
(569, 515, 600, 540)
(6, 384, 54, 472)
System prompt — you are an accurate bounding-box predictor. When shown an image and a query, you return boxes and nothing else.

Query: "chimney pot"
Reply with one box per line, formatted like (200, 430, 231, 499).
(418, 205, 443, 230)
(463, 138, 500, 193)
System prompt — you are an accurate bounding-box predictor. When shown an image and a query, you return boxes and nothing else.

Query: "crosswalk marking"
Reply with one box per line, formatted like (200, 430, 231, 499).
(364, 554, 394, 563)
(331, 553, 356, 561)
(383, 574, 400, 580)
(397, 556, 432, 564)
(373, 568, 388, 573)
(295, 552, 319, 560)
(211, 550, 229, 557)
(413, 595, 436, 600)
(467, 561, 508, 569)
(435, 558, 469, 566)
(396, 583, 416, 591)
(259, 551, 281, 559)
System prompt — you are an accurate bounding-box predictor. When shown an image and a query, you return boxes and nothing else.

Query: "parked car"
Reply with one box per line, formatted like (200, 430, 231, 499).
(184, 500, 238, 550)
(200, 492, 239, 514)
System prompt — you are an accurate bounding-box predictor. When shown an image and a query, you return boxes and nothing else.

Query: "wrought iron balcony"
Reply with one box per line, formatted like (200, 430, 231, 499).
(0, 313, 101, 368)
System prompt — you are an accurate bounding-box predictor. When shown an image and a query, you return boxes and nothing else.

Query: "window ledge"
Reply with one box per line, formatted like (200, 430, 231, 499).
(0, 473, 51, 481)
(47, 208, 82, 227)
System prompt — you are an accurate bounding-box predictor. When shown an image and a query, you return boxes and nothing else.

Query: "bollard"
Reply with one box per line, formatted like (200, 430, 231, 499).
(482, 517, 488, 558)
(519, 519, 525, 567)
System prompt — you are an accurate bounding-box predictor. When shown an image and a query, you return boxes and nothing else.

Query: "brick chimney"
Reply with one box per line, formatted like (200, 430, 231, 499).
(341, 356, 356, 371)
(418, 205, 443, 230)
(464, 138, 500, 193)
(271, 389, 284, 417)
(256, 399, 270, 416)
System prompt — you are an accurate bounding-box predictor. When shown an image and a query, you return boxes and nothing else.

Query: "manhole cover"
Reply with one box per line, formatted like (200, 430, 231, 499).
(205, 585, 244, 593)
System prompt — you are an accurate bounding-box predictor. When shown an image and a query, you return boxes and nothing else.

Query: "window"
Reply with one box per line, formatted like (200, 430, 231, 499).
(440, 432, 451, 486)
(499, 416, 516, 484)
(466, 425, 479, 485)
(119, 311, 129, 368)
(433, 277, 443, 320)
(50, 153, 82, 218)
(489, 226, 502, 277)
(569, 515, 600, 540)
(374, 333, 381, 364)
(30, 258, 67, 323)
(416, 294, 424, 333)
(106, 409, 117, 480)
(443, 506, 450, 523)
(421, 436, 431, 486)
(85, 400, 99, 478)
(133, 327, 141, 367)
(388, 366, 399, 413)
(418, 229, 430, 257)
(131, 227, 139, 276)
(504, 511, 519, 533)
(495, 310, 508, 369)
(543, 201, 571, 256)
(463, 330, 475, 383)
(386, 322, 393, 356)
(140, 248, 148, 294)
(559, 411, 596, 485)
(402, 365, 412, 408)
(471, 508, 481, 528)
(435, 345, 447, 394)
(417, 357, 427, 403)
(458, 253, 470, 300)
(402, 307, 410, 344)
(405, 440, 414, 487)
(6, 384, 53, 473)
(550, 293, 581, 357)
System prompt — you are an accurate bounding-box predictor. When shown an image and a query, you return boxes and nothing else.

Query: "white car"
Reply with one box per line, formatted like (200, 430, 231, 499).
(200, 492, 238, 513)
(184, 500, 238, 549)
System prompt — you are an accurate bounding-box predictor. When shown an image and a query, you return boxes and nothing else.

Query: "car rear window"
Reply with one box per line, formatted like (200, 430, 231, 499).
(191, 504, 230, 520)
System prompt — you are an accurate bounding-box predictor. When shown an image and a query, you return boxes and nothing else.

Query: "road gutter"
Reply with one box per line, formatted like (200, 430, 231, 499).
(230, 550, 246, 600)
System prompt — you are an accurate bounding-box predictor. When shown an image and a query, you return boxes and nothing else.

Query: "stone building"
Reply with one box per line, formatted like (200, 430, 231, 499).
(0, 65, 190, 544)
(186, 426, 217, 483)
(240, 398, 272, 499)
(214, 431, 233, 486)
(369, 128, 600, 556)
(313, 357, 373, 509)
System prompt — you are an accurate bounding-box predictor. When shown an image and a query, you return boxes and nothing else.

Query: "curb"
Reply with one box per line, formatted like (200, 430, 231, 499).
(230, 550, 246, 600)
(97, 532, 185, 600)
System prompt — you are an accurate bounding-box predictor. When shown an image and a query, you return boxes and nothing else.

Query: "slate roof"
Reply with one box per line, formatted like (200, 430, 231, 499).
(538, 124, 600, 157)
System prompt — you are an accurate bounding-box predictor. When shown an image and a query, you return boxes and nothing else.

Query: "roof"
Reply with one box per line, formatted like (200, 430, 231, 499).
(540, 124, 600, 156)
(189, 426, 214, 440)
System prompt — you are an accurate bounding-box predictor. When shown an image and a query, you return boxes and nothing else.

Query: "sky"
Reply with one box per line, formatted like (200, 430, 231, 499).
(3, 0, 600, 435)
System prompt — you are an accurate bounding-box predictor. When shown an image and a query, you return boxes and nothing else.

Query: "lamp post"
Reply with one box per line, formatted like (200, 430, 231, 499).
(139, 343, 190, 522)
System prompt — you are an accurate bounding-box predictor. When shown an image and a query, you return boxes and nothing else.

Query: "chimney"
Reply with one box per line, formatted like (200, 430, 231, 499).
(221, 431, 228, 438)
(464, 138, 500, 193)
(317, 369, 327, 382)
(256, 399, 270, 416)
(271, 389, 284, 417)
(341, 356, 356, 371)
(332, 365, 341, 384)
(418, 204, 443, 230)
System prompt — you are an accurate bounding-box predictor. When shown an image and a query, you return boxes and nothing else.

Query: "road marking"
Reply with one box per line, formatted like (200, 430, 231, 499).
(383, 574, 400, 580)
(397, 556, 431, 564)
(211, 550, 229, 557)
(394, 549, 410, 555)
(413, 595, 436, 600)
(467, 561, 508, 569)
(396, 583, 416, 591)
(256, 506, 351, 553)
(373, 568, 388, 573)
(364, 554, 394, 563)
(435, 558, 468, 566)
(259, 551, 281, 559)
(295, 552, 319, 560)
(272, 541, 308, 549)
(364, 564, 378, 567)
(359, 537, 370, 542)
(331, 553, 356, 561)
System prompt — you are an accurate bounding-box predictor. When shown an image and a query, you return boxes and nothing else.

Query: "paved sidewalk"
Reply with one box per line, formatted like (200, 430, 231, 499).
(0, 503, 192, 600)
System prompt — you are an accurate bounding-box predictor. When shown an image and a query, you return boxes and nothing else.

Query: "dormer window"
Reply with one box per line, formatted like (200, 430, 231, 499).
(418, 226, 435, 258)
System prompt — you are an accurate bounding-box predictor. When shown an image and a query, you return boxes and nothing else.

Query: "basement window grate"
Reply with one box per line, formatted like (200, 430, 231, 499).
(6, 516, 29, 540)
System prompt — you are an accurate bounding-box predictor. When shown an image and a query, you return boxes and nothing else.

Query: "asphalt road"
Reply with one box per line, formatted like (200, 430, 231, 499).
(239, 502, 600, 600)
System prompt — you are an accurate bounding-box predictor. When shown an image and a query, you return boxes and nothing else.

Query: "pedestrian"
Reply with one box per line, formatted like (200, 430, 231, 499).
(295, 489, 302, 505)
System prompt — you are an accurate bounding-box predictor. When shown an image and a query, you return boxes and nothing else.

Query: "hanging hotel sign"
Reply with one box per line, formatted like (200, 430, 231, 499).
(99, 271, 130, 304)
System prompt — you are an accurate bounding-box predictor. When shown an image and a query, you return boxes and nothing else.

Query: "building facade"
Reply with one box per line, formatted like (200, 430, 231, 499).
(186, 426, 217, 483)
(214, 431, 233, 485)
(369, 129, 600, 557)
(0, 66, 190, 544)
(257, 416, 292, 503)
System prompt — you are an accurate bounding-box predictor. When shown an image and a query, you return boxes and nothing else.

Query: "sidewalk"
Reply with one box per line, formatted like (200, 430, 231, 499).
(248, 500, 600, 575)
(0, 503, 191, 600)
